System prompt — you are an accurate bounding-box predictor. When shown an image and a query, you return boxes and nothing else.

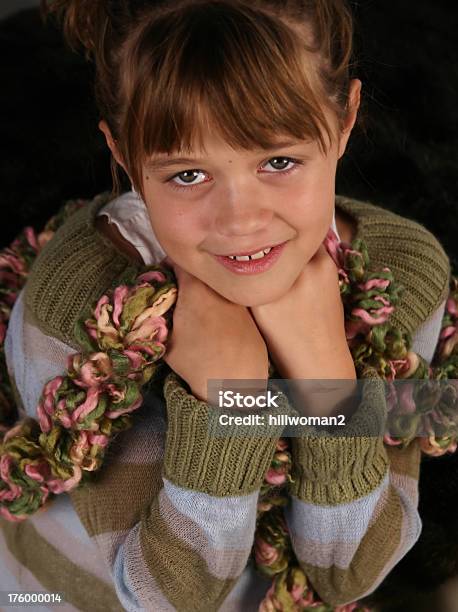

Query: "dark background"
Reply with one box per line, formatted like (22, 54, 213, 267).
(0, 0, 38, 20)
(1, 4, 458, 611)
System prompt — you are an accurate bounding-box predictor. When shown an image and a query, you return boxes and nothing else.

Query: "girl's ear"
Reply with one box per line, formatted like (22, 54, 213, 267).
(337, 79, 362, 159)
(98, 120, 129, 174)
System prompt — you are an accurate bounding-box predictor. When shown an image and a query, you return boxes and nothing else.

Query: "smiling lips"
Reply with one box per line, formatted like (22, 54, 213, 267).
(217, 242, 285, 258)
(214, 242, 287, 274)
(227, 247, 273, 261)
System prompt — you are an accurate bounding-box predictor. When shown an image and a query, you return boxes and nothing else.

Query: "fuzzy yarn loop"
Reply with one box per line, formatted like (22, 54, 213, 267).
(0, 199, 86, 431)
(0, 266, 177, 521)
(1, 201, 458, 611)
(0, 264, 177, 522)
(0, 198, 178, 521)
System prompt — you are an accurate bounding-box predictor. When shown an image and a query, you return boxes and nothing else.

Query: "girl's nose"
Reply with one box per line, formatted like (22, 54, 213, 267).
(214, 192, 274, 236)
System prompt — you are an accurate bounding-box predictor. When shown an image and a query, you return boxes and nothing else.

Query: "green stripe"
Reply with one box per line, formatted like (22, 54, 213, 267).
(141, 497, 238, 611)
(70, 460, 164, 535)
(0, 518, 124, 612)
(386, 439, 421, 480)
(298, 483, 402, 606)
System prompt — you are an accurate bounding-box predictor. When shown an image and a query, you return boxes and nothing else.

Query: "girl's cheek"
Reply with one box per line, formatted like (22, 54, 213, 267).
(151, 210, 204, 250)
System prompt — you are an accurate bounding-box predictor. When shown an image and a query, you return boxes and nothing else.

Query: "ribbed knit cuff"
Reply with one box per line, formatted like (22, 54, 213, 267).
(289, 371, 389, 505)
(162, 371, 289, 497)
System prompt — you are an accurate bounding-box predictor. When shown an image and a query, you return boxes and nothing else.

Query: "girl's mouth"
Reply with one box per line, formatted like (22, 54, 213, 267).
(213, 242, 287, 275)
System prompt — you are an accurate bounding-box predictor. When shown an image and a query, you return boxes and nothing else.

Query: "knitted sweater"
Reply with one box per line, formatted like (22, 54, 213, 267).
(0, 192, 451, 612)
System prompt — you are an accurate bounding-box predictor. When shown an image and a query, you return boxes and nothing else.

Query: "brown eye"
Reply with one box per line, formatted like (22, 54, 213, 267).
(167, 169, 211, 191)
(174, 170, 203, 185)
(268, 157, 291, 170)
(261, 157, 304, 175)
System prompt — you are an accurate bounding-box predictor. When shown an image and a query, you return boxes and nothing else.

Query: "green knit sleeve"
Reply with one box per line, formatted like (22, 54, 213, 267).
(284, 371, 422, 605)
(336, 195, 451, 336)
(162, 371, 292, 497)
(288, 371, 389, 505)
(23, 193, 142, 349)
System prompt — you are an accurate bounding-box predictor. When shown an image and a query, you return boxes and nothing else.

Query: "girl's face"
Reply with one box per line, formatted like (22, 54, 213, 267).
(104, 80, 361, 307)
(142, 135, 333, 307)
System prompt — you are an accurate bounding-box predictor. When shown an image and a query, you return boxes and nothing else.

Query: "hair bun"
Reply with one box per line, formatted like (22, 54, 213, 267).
(40, 0, 115, 57)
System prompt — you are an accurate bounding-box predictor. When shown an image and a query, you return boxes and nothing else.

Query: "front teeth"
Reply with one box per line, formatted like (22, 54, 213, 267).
(228, 247, 272, 261)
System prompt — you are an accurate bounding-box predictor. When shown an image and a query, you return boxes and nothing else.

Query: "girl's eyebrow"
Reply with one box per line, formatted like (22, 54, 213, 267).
(146, 156, 208, 171)
(145, 139, 304, 171)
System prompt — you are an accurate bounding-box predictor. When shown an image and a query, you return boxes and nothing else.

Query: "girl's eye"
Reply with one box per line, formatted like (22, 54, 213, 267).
(263, 157, 304, 174)
(166, 157, 304, 191)
(169, 170, 207, 189)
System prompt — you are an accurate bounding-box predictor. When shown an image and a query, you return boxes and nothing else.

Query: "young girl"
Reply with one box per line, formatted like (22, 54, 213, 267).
(0, 1, 453, 611)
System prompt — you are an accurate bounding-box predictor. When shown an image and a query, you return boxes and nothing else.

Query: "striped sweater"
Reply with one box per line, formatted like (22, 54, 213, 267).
(0, 192, 451, 611)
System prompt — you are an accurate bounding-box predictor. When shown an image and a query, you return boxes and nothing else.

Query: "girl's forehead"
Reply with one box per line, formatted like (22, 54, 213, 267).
(142, 115, 331, 163)
(145, 134, 316, 162)
(143, 138, 327, 175)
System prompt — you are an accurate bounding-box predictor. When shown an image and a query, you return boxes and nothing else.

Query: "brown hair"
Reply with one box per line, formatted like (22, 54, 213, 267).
(41, 0, 360, 201)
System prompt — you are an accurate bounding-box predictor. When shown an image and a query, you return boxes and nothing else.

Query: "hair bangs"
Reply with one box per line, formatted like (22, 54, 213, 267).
(120, 1, 336, 194)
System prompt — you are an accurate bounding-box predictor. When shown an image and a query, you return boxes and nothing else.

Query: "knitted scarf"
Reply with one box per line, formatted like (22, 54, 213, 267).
(0, 196, 457, 612)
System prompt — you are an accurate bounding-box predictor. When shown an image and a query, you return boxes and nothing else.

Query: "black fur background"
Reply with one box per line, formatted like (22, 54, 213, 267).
(1, 3, 457, 611)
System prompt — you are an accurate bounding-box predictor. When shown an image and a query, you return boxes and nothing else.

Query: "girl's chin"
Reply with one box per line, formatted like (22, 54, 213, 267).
(213, 283, 291, 307)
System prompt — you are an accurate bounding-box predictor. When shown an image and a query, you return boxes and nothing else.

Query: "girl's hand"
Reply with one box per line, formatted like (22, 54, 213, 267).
(161, 258, 269, 402)
(249, 244, 356, 381)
